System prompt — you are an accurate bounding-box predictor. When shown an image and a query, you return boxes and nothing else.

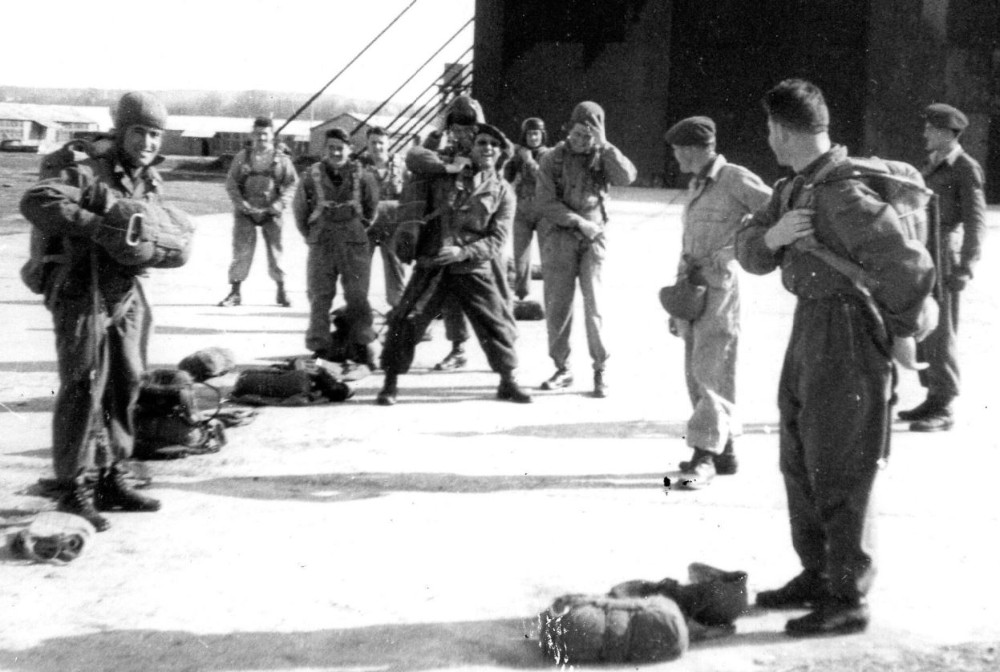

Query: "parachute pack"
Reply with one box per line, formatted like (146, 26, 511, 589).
(133, 369, 227, 460)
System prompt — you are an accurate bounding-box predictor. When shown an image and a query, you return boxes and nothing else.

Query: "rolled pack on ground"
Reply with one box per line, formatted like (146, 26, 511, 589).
(538, 593, 689, 665)
(94, 199, 195, 268)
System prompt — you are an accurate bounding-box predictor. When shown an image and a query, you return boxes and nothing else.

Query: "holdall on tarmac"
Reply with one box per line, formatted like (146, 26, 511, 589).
(513, 299, 545, 321)
(178, 347, 237, 382)
(230, 358, 353, 406)
(93, 199, 195, 269)
(538, 594, 689, 665)
(608, 563, 749, 628)
(134, 369, 227, 460)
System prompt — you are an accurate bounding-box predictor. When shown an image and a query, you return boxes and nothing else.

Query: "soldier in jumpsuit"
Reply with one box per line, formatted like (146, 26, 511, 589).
(535, 101, 637, 397)
(293, 128, 380, 363)
(359, 125, 408, 309)
(218, 116, 298, 308)
(898, 103, 986, 432)
(664, 116, 772, 488)
(377, 121, 531, 406)
(504, 117, 550, 300)
(19, 92, 175, 531)
(737, 79, 935, 636)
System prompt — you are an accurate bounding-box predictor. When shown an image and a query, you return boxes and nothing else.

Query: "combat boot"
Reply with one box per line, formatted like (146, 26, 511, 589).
(785, 597, 870, 637)
(57, 478, 110, 532)
(592, 370, 608, 398)
(497, 373, 532, 404)
(714, 439, 738, 475)
(218, 282, 242, 307)
(275, 282, 291, 308)
(94, 464, 161, 513)
(678, 448, 716, 489)
(377, 372, 398, 406)
(898, 395, 951, 422)
(433, 346, 467, 371)
(756, 570, 830, 609)
(541, 368, 573, 390)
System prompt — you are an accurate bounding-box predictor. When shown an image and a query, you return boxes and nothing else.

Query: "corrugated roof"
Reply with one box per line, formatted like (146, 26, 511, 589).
(0, 103, 110, 129)
(311, 112, 421, 135)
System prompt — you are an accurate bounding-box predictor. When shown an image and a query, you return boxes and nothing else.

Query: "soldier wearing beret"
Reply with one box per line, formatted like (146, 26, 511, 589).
(664, 116, 771, 488)
(19, 92, 175, 531)
(898, 103, 986, 431)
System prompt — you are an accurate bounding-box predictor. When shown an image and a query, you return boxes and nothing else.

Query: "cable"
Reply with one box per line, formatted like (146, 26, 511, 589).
(349, 19, 474, 138)
(274, 0, 420, 136)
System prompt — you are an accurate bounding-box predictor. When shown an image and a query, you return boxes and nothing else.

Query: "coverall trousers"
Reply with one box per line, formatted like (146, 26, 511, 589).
(51, 286, 149, 484)
(381, 262, 518, 375)
(305, 226, 374, 353)
(916, 231, 961, 400)
(228, 213, 286, 284)
(678, 282, 740, 453)
(368, 201, 407, 308)
(539, 225, 608, 371)
(511, 199, 543, 299)
(778, 295, 888, 601)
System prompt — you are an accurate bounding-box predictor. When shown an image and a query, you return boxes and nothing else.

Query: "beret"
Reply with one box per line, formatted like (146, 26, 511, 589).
(325, 128, 350, 143)
(474, 122, 512, 154)
(924, 103, 968, 132)
(665, 116, 716, 146)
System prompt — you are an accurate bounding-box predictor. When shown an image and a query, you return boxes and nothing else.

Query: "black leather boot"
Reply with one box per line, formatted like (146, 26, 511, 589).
(276, 282, 291, 307)
(57, 478, 110, 532)
(219, 282, 242, 307)
(95, 464, 161, 512)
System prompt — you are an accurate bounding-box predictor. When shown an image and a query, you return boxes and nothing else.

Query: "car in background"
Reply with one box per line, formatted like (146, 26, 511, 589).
(0, 139, 41, 153)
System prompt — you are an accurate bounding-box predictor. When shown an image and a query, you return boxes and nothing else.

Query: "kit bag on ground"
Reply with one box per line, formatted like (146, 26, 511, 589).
(93, 199, 196, 269)
(609, 562, 749, 628)
(538, 594, 689, 665)
(134, 368, 226, 460)
(230, 357, 353, 406)
(178, 347, 236, 382)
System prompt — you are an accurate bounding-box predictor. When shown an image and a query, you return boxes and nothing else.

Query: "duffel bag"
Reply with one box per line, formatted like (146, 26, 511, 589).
(538, 594, 688, 665)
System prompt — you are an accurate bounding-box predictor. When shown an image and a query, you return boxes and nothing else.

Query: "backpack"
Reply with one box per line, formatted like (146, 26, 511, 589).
(133, 369, 227, 460)
(19, 138, 110, 294)
(785, 156, 938, 339)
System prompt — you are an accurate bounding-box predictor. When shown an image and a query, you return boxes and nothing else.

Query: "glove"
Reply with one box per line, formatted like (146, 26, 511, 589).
(944, 271, 970, 293)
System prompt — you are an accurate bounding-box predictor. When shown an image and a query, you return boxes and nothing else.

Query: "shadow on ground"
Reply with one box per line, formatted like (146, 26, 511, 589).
(156, 471, 665, 503)
(0, 619, 546, 672)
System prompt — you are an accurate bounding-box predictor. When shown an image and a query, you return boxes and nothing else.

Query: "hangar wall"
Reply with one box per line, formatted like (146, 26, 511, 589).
(474, 0, 1000, 200)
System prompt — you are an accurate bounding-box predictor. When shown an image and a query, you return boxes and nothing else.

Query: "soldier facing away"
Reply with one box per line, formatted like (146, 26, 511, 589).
(736, 79, 936, 636)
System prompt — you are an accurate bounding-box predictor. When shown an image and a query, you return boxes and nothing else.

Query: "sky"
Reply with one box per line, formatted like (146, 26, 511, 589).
(2, 0, 475, 102)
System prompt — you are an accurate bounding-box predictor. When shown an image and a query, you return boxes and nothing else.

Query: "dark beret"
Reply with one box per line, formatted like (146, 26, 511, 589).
(924, 103, 968, 133)
(253, 116, 273, 129)
(325, 128, 350, 143)
(474, 122, 512, 154)
(664, 116, 716, 146)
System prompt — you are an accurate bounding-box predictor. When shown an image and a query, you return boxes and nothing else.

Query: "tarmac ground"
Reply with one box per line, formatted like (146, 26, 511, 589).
(1, 186, 998, 671)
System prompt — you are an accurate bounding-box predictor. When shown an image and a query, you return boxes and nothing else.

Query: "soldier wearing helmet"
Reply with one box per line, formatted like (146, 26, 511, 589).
(504, 117, 551, 300)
